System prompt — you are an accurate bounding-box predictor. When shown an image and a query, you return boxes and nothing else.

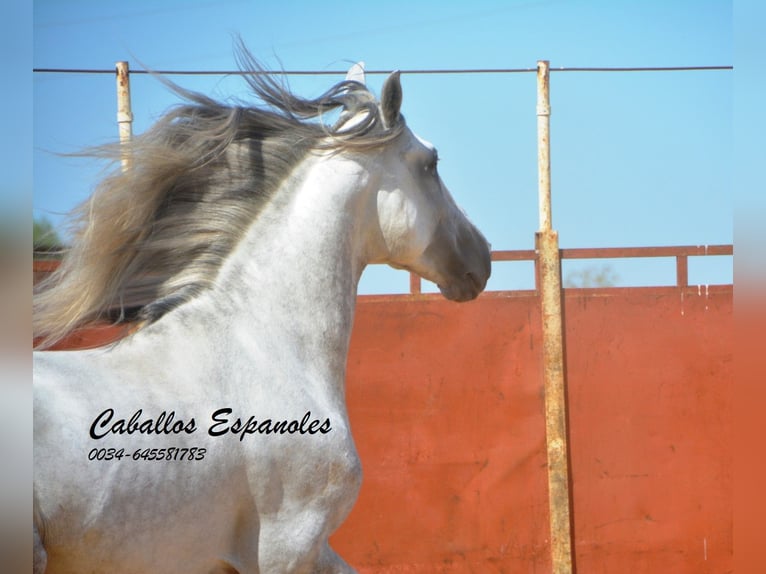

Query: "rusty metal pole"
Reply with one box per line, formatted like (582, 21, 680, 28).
(115, 61, 133, 171)
(535, 60, 574, 574)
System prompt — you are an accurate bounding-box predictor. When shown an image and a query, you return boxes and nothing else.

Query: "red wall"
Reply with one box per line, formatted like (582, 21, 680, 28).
(331, 286, 732, 573)
(34, 272, 732, 571)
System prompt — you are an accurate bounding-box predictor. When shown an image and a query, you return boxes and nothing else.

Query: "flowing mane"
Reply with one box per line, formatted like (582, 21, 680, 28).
(33, 44, 404, 349)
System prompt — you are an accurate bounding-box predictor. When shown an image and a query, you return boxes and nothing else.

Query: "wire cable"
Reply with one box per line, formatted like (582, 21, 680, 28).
(32, 65, 733, 76)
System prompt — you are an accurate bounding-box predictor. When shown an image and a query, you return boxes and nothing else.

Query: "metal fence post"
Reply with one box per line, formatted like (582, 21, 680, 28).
(115, 61, 133, 171)
(535, 59, 575, 574)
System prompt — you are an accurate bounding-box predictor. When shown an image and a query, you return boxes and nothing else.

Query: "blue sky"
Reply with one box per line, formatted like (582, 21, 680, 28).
(30, 0, 733, 293)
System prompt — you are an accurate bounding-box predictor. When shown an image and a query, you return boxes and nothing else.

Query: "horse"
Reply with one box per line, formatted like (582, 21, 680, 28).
(33, 46, 491, 573)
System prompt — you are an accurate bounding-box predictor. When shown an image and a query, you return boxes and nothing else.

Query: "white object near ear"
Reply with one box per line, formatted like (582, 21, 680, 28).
(336, 62, 369, 133)
(345, 61, 366, 85)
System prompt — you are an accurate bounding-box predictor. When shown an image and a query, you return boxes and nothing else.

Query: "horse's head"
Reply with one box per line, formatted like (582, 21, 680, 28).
(355, 69, 491, 302)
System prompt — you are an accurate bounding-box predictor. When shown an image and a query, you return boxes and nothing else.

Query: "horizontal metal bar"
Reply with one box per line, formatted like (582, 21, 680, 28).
(33, 245, 733, 272)
(491, 245, 732, 263)
(492, 250, 538, 261)
(34, 245, 734, 295)
(32, 259, 61, 272)
(559, 245, 732, 259)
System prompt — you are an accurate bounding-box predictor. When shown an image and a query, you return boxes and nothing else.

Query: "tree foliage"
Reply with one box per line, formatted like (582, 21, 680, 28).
(33, 217, 63, 254)
(564, 264, 618, 288)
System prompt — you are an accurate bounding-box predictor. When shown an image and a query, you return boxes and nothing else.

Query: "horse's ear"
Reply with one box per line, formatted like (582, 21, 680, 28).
(381, 70, 402, 128)
(346, 61, 366, 85)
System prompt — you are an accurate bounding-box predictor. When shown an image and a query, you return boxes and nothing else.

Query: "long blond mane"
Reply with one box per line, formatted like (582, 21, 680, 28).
(34, 44, 403, 349)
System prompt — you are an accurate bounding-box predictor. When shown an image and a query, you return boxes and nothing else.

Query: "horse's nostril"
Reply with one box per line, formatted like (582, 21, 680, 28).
(466, 271, 482, 290)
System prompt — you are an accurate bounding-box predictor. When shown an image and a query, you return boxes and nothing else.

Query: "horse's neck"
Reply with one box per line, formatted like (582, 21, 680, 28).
(201, 155, 371, 385)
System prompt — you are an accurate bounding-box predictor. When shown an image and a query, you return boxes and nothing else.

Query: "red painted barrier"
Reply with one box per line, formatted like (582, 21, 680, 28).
(331, 286, 732, 573)
(335, 292, 552, 572)
(33, 258, 733, 572)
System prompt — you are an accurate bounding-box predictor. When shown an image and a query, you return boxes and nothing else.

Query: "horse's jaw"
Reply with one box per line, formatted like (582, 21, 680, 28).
(405, 214, 492, 302)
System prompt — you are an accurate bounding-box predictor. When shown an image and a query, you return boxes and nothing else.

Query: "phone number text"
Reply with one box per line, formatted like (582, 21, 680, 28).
(88, 447, 207, 462)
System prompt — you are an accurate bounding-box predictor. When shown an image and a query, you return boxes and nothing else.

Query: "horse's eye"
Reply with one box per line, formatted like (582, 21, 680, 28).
(425, 152, 439, 174)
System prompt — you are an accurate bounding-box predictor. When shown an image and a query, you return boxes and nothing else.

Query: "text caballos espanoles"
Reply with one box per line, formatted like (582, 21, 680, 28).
(89, 408, 332, 441)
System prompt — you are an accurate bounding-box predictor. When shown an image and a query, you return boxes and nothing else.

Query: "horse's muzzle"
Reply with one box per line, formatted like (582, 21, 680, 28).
(437, 234, 492, 302)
